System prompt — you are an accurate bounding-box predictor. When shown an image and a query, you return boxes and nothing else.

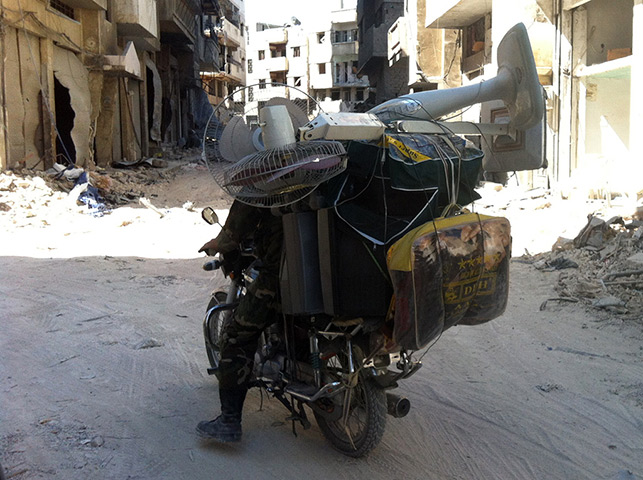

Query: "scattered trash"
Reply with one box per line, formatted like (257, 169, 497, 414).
(574, 215, 612, 249)
(540, 297, 579, 311)
(593, 296, 626, 309)
(133, 338, 164, 350)
(552, 236, 574, 251)
(536, 383, 561, 393)
(113, 157, 167, 169)
(592, 296, 628, 314)
(81, 435, 104, 448)
(534, 256, 578, 271)
(52, 162, 84, 181)
(139, 197, 166, 218)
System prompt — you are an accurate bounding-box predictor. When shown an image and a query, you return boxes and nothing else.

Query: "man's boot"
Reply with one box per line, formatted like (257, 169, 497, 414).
(196, 388, 247, 442)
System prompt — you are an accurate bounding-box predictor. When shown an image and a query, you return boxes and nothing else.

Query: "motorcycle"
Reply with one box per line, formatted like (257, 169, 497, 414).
(199, 23, 544, 458)
(200, 207, 418, 457)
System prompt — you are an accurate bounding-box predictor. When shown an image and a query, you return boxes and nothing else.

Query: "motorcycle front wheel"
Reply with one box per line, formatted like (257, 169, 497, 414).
(204, 291, 231, 370)
(313, 354, 387, 458)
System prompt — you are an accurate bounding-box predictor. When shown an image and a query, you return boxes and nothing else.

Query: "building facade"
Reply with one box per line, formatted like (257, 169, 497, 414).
(244, 20, 310, 114)
(201, 0, 245, 106)
(308, 0, 371, 112)
(0, 0, 221, 171)
(374, 0, 642, 191)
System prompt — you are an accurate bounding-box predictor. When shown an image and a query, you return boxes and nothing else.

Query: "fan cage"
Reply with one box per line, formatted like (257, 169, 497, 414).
(215, 140, 348, 208)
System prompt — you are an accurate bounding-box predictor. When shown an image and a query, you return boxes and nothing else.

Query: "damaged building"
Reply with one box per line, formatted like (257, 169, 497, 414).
(0, 0, 223, 171)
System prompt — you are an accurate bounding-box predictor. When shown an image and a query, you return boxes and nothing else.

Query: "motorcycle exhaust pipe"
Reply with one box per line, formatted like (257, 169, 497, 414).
(386, 393, 411, 418)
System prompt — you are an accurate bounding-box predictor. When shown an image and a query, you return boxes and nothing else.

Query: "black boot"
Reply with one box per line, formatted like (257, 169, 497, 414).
(196, 388, 247, 442)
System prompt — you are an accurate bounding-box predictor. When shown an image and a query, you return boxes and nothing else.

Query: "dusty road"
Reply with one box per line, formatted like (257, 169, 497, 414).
(1, 256, 642, 479)
(1, 165, 642, 479)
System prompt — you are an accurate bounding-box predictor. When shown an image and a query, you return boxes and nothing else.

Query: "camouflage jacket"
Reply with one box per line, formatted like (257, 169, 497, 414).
(216, 200, 283, 276)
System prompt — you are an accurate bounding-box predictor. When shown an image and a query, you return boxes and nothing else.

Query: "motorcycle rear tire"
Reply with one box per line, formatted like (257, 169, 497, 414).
(204, 291, 231, 370)
(314, 370, 387, 458)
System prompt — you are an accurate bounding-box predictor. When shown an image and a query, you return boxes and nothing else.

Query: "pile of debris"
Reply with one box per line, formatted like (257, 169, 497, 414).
(530, 212, 643, 320)
(5, 149, 205, 211)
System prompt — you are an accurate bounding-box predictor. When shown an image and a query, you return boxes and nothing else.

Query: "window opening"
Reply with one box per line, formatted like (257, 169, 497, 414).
(50, 0, 75, 19)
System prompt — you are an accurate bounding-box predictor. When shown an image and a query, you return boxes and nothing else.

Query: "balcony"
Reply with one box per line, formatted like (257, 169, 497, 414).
(332, 41, 358, 56)
(158, 0, 200, 45)
(262, 28, 288, 44)
(388, 17, 410, 65)
(216, 19, 243, 48)
(265, 56, 288, 73)
(425, 0, 489, 28)
(219, 59, 245, 84)
(63, 0, 106, 9)
(103, 41, 142, 78)
(115, 0, 159, 39)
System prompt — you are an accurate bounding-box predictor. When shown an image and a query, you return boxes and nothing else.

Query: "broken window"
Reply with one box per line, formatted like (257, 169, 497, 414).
(332, 29, 358, 43)
(50, 0, 75, 20)
(318, 63, 326, 74)
(259, 79, 266, 89)
(258, 50, 265, 60)
(292, 46, 300, 57)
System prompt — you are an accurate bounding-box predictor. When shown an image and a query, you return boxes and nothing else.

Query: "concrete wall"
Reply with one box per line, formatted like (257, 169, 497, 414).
(582, 76, 630, 157)
(585, 0, 633, 67)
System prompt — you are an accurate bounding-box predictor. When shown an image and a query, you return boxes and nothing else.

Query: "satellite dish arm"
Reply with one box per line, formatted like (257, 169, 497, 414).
(367, 23, 543, 131)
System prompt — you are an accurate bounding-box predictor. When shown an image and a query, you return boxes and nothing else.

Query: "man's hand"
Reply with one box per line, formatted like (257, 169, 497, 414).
(198, 238, 220, 256)
(198, 229, 238, 256)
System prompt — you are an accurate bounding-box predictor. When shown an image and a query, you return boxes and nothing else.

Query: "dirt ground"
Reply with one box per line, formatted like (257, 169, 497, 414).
(1, 158, 642, 479)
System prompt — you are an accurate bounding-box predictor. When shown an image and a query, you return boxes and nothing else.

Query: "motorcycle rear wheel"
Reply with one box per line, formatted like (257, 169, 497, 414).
(314, 357, 387, 457)
(204, 291, 230, 370)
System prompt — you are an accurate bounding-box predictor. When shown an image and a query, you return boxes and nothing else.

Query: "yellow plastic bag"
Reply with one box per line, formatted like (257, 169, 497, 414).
(386, 213, 511, 350)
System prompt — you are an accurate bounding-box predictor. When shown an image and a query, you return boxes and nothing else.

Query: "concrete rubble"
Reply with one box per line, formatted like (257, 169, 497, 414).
(528, 212, 643, 319)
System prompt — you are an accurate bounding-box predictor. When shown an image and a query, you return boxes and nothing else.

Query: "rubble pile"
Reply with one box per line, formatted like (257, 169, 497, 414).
(4, 149, 205, 209)
(530, 212, 643, 320)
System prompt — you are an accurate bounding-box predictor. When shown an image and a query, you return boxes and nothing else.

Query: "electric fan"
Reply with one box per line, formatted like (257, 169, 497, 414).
(203, 84, 348, 207)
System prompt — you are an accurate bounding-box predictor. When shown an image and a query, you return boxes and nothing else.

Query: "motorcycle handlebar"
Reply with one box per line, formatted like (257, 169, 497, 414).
(202, 259, 222, 271)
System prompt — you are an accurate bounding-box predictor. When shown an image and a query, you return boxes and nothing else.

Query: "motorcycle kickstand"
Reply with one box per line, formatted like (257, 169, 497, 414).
(285, 397, 311, 436)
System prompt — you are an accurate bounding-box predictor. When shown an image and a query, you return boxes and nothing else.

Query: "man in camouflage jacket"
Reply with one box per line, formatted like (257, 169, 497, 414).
(196, 200, 283, 442)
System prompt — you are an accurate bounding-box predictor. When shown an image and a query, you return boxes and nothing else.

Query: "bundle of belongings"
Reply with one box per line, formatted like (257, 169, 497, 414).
(320, 132, 511, 351)
(386, 213, 511, 351)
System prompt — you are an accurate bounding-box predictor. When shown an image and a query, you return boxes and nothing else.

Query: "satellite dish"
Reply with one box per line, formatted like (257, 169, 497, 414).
(203, 83, 318, 164)
(203, 84, 348, 207)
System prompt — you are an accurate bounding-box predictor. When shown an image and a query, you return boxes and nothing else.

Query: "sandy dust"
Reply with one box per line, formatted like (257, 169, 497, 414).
(1, 160, 642, 479)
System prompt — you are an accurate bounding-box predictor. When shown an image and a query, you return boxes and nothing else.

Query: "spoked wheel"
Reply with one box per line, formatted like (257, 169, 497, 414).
(313, 352, 387, 457)
(204, 291, 231, 370)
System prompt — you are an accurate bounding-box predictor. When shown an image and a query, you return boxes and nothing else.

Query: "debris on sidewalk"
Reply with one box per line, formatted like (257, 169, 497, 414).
(526, 211, 643, 320)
